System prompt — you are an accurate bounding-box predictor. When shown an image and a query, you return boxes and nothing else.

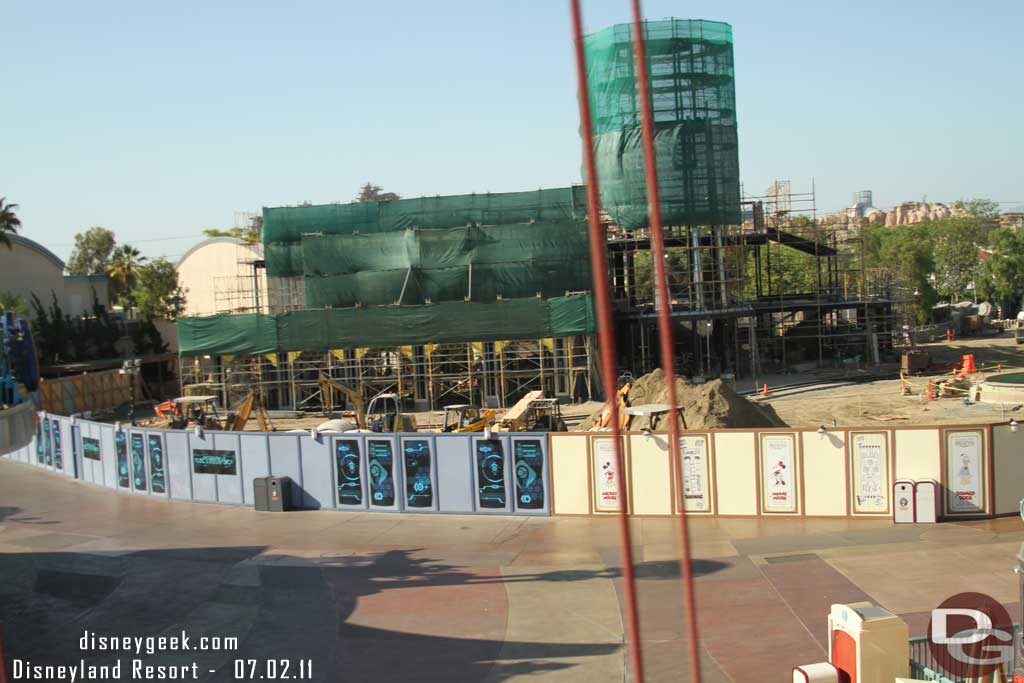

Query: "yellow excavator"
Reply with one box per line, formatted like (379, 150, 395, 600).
(437, 405, 495, 433)
(317, 373, 417, 433)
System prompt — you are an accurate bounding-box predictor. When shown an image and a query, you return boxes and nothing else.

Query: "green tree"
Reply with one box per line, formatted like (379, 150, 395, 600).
(0, 197, 21, 249)
(978, 228, 1024, 313)
(132, 258, 187, 320)
(356, 182, 400, 203)
(953, 198, 1000, 220)
(202, 226, 260, 243)
(106, 244, 146, 315)
(863, 222, 938, 324)
(0, 291, 29, 315)
(66, 227, 116, 276)
(932, 217, 984, 301)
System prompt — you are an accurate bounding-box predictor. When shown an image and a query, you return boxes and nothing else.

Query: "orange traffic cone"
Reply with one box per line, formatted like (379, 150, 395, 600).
(762, 383, 770, 397)
(962, 354, 976, 375)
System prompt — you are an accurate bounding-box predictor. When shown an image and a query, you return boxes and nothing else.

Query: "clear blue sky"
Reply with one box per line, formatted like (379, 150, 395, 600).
(3, 0, 1021, 263)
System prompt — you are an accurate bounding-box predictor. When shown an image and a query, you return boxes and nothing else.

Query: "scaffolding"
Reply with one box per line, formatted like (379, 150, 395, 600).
(179, 336, 595, 413)
(609, 181, 905, 379)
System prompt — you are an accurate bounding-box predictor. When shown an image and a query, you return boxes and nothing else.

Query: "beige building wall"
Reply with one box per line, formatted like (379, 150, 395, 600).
(550, 435, 590, 514)
(992, 425, 1023, 515)
(176, 238, 267, 317)
(0, 236, 66, 313)
(802, 431, 847, 516)
(894, 429, 941, 482)
(627, 434, 673, 515)
(713, 432, 757, 515)
(63, 276, 109, 317)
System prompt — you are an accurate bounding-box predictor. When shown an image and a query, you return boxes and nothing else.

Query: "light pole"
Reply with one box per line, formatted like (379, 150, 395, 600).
(120, 358, 141, 426)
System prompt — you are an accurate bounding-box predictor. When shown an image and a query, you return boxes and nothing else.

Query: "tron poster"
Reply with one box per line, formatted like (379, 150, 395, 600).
(130, 433, 146, 490)
(148, 435, 165, 493)
(115, 431, 129, 488)
(35, 421, 43, 463)
(367, 440, 395, 507)
(403, 440, 433, 508)
(83, 437, 101, 461)
(335, 439, 362, 506)
(476, 439, 506, 509)
(44, 418, 52, 466)
(51, 419, 62, 470)
(513, 440, 544, 510)
(192, 449, 237, 476)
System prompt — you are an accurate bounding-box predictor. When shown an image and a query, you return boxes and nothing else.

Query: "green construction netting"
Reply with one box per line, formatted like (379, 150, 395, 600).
(584, 19, 741, 228)
(263, 186, 587, 277)
(176, 313, 279, 357)
(301, 221, 591, 308)
(177, 295, 596, 356)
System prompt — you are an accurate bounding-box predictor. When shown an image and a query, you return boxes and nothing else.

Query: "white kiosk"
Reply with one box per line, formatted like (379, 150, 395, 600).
(828, 602, 909, 683)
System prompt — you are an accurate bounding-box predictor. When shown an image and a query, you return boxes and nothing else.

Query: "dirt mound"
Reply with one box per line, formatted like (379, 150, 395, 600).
(577, 368, 786, 431)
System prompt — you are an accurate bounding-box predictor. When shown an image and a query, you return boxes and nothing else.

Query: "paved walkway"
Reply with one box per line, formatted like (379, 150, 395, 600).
(1, 459, 1022, 682)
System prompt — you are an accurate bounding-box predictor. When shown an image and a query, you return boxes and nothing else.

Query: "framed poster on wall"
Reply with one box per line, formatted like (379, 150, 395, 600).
(591, 437, 623, 512)
(945, 429, 985, 514)
(759, 433, 797, 513)
(679, 435, 711, 512)
(850, 431, 889, 514)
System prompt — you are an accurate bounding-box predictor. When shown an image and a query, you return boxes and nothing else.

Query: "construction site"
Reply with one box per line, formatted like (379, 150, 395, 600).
(174, 19, 903, 424)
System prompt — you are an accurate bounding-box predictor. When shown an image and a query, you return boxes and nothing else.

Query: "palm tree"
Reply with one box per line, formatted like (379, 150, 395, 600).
(107, 244, 147, 316)
(0, 197, 21, 249)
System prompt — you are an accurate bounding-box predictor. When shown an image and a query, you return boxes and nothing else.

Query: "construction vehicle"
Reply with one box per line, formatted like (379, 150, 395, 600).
(150, 390, 273, 431)
(317, 373, 417, 432)
(493, 391, 567, 432)
(150, 395, 223, 430)
(438, 404, 495, 433)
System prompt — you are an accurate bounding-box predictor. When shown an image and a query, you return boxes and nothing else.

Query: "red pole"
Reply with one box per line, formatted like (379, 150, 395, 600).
(628, 4, 703, 682)
(0, 622, 8, 683)
(569, 2, 645, 681)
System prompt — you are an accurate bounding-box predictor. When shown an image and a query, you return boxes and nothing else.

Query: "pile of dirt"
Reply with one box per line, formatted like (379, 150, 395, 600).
(577, 368, 786, 431)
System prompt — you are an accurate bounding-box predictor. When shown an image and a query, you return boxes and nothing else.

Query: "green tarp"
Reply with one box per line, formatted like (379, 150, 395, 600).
(176, 313, 278, 357)
(584, 19, 741, 228)
(300, 221, 592, 308)
(177, 296, 596, 357)
(262, 186, 587, 278)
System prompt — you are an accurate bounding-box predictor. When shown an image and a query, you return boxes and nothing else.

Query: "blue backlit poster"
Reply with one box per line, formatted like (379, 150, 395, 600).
(51, 419, 62, 470)
(35, 421, 43, 463)
(116, 431, 129, 488)
(514, 440, 544, 510)
(476, 439, 506, 509)
(335, 439, 362, 506)
(367, 440, 394, 507)
(192, 449, 236, 475)
(44, 419, 52, 466)
(148, 435, 165, 493)
(83, 437, 101, 460)
(403, 440, 433, 508)
(130, 433, 146, 491)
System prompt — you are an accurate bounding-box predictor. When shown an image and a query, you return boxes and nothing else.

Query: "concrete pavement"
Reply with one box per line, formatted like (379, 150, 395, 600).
(1, 458, 1022, 681)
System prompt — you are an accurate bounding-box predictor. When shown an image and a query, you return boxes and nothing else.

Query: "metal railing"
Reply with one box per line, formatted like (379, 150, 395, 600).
(909, 624, 1021, 682)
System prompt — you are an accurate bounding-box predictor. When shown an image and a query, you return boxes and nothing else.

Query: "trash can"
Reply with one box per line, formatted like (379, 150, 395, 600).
(267, 476, 293, 512)
(253, 477, 270, 511)
(893, 480, 915, 523)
